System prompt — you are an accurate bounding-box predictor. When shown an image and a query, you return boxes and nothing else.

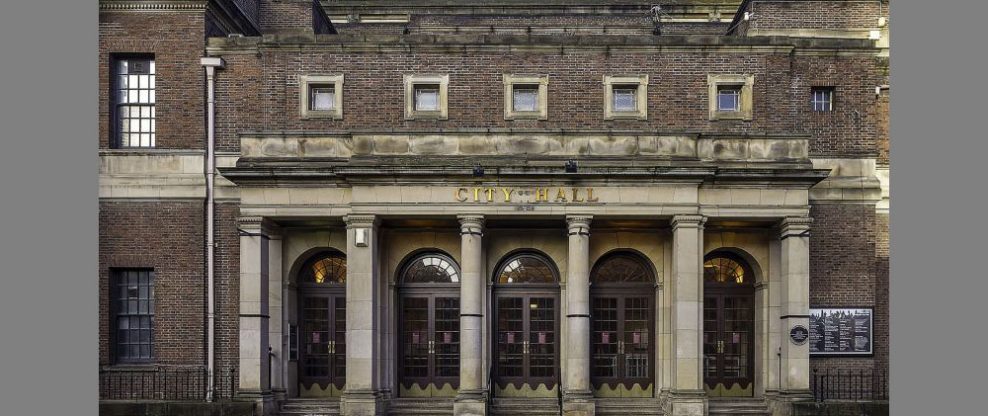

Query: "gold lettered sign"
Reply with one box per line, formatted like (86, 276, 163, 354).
(455, 187, 600, 204)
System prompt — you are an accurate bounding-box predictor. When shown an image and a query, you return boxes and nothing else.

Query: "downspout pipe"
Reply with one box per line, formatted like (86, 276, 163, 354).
(201, 56, 225, 402)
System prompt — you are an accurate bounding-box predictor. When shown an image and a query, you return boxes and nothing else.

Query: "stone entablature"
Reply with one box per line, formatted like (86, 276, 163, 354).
(239, 132, 811, 163)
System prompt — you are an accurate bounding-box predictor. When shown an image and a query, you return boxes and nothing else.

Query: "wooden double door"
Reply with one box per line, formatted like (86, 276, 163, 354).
(299, 292, 346, 393)
(590, 291, 654, 391)
(703, 289, 755, 396)
(398, 291, 460, 396)
(493, 292, 559, 394)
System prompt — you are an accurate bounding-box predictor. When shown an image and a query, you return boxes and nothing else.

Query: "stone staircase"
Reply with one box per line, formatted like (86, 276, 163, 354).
(490, 398, 561, 416)
(386, 398, 454, 416)
(594, 398, 663, 416)
(708, 398, 771, 416)
(279, 398, 341, 416)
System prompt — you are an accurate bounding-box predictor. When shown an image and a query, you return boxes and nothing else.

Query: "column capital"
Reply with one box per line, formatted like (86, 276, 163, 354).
(670, 214, 706, 230)
(566, 215, 592, 235)
(458, 215, 485, 235)
(237, 216, 281, 237)
(343, 214, 379, 229)
(778, 216, 813, 239)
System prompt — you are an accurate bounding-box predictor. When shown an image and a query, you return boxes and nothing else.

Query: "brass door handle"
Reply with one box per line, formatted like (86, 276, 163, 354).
(522, 340, 529, 355)
(618, 340, 625, 355)
(329, 340, 336, 354)
(717, 340, 724, 354)
(428, 340, 435, 354)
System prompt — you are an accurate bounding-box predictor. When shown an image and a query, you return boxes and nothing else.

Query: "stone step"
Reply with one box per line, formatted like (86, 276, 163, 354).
(279, 399, 341, 416)
(387, 398, 455, 415)
(594, 398, 663, 416)
(708, 399, 770, 415)
(490, 398, 561, 416)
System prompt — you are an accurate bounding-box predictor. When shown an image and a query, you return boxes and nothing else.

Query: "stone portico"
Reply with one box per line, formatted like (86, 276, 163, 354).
(221, 131, 826, 416)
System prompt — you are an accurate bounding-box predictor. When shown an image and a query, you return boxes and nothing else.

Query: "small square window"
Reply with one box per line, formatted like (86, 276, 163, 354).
(613, 87, 637, 112)
(512, 85, 539, 112)
(503, 74, 548, 120)
(811, 87, 834, 112)
(404, 74, 449, 120)
(310, 85, 335, 111)
(708, 74, 754, 121)
(300, 75, 343, 119)
(717, 86, 742, 112)
(414, 85, 440, 111)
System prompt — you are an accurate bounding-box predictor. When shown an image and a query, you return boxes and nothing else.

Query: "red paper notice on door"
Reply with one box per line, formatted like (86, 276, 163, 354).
(443, 332, 452, 344)
(412, 332, 420, 344)
(602, 332, 610, 344)
(507, 332, 515, 344)
(312, 332, 320, 343)
(538, 332, 547, 344)
(733, 333, 741, 343)
(633, 332, 641, 345)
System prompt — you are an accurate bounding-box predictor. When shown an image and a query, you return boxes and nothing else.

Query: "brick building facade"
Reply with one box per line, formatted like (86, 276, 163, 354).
(98, 1, 890, 415)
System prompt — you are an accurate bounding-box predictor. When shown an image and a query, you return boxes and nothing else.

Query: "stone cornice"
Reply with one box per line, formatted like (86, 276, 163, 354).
(100, 0, 209, 12)
(237, 216, 281, 236)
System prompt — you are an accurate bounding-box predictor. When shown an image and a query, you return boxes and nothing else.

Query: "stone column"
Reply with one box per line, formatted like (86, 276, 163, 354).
(342, 214, 385, 416)
(668, 215, 706, 416)
(564, 215, 594, 416)
(238, 216, 275, 414)
(777, 217, 813, 397)
(267, 231, 285, 401)
(455, 215, 487, 416)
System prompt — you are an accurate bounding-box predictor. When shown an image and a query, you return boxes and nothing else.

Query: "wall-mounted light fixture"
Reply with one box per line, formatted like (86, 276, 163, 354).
(473, 164, 484, 177)
(355, 228, 369, 247)
(565, 160, 578, 173)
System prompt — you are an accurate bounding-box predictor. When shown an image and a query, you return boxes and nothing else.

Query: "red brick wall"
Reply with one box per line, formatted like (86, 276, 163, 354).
(259, 0, 313, 33)
(99, 12, 206, 149)
(874, 212, 889, 372)
(214, 203, 242, 377)
(809, 203, 881, 372)
(214, 49, 882, 157)
(749, 1, 887, 31)
(99, 201, 205, 367)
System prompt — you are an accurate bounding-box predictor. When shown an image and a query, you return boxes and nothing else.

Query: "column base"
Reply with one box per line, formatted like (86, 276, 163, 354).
(664, 389, 707, 416)
(454, 389, 488, 416)
(234, 390, 277, 416)
(765, 390, 814, 416)
(562, 390, 595, 416)
(341, 389, 386, 416)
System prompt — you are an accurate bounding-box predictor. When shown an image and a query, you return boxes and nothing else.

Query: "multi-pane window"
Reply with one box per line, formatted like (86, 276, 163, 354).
(112, 269, 154, 363)
(512, 85, 539, 112)
(414, 84, 440, 111)
(612, 87, 637, 112)
(112, 56, 155, 148)
(310, 85, 335, 111)
(717, 85, 742, 112)
(811, 87, 834, 112)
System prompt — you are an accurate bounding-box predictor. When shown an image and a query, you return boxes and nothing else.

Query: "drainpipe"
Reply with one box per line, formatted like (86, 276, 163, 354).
(201, 56, 225, 402)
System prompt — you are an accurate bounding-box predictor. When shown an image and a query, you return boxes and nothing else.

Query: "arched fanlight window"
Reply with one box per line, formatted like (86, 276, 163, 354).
(703, 254, 751, 285)
(591, 252, 654, 284)
(401, 253, 460, 284)
(496, 253, 557, 284)
(300, 252, 346, 285)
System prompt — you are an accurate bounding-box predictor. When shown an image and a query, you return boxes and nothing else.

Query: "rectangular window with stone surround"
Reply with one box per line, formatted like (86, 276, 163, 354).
(112, 55, 155, 148)
(811, 87, 834, 112)
(503, 74, 549, 120)
(603, 75, 648, 120)
(708, 74, 754, 121)
(404, 74, 449, 120)
(300, 75, 344, 119)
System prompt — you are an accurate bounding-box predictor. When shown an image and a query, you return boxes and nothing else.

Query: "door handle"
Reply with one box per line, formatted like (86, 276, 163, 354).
(618, 340, 624, 355)
(329, 340, 335, 354)
(717, 340, 724, 354)
(522, 340, 529, 355)
(428, 340, 435, 355)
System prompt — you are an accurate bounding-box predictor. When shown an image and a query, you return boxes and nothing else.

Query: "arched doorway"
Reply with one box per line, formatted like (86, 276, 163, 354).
(397, 251, 461, 398)
(297, 250, 347, 397)
(589, 251, 656, 397)
(492, 252, 560, 397)
(703, 251, 756, 397)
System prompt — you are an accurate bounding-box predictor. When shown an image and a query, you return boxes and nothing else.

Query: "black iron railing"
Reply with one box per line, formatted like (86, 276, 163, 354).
(99, 367, 237, 401)
(811, 368, 888, 402)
